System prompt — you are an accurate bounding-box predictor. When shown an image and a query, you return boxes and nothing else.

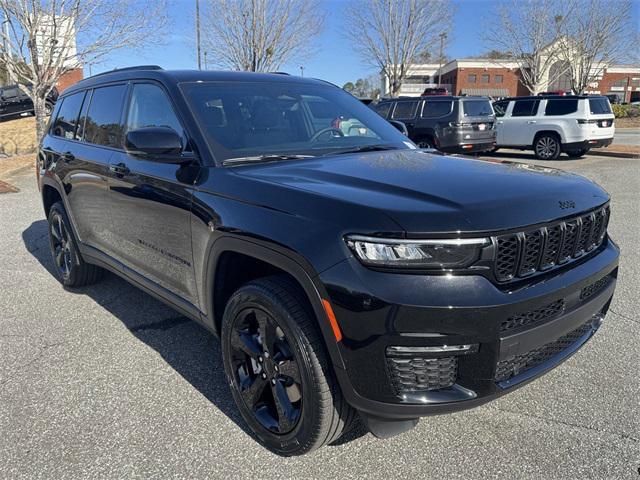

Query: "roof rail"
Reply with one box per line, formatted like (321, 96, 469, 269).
(89, 65, 163, 79)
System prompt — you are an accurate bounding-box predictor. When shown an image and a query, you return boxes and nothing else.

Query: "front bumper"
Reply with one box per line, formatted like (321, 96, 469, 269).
(318, 238, 619, 420)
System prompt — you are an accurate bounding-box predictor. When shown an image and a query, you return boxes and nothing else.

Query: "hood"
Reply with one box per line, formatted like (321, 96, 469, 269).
(232, 150, 609, 234)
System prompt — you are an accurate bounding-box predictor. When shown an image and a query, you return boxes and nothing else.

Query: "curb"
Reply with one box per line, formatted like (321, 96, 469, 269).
(590, 149, 639, 159)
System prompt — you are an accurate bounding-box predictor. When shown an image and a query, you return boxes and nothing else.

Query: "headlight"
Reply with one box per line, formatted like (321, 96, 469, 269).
(345, 235, 490, 269)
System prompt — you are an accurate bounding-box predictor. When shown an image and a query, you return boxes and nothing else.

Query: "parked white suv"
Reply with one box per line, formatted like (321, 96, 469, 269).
(492, 96, 615, 159)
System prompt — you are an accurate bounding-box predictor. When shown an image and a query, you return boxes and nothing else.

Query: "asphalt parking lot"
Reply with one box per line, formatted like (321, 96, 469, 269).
(1, 150, 638, 479)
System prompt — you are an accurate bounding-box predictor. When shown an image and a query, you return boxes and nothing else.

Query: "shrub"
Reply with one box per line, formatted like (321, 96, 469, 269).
(612, 104, 629, 118)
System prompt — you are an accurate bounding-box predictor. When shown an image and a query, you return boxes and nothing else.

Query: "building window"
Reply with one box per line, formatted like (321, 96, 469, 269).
(632, 78, 640, 87)
(468, 74, 477, 83)
(612, 79, 627, 88)
(495, 75, 503, 84)
(481, 74, 490, 83)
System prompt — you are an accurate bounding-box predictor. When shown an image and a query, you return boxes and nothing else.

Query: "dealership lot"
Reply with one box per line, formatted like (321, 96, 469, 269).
(0, 151, 638, 479)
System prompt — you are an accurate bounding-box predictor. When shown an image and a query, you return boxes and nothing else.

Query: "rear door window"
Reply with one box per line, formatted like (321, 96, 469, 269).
(51, 91, 85, 139)
(544, 99, 578, 116)
(511, 99, 539, 117)
(462, 100, 493, 117)
(372, 102, 392, 118)
(391, 101, 418, 120)
(83, 84, 127, 148)
(588, 98, 612, 115)
(421, 101, 452, 118)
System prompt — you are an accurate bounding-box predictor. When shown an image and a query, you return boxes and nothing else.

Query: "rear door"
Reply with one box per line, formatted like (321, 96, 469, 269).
(57, 84, 127, 252)
(107, 81, 199, 304)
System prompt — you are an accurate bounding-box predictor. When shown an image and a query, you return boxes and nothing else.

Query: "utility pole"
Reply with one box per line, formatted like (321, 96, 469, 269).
(203, 51, 208, 70)
(195, 0, 202, 70)
(437, 32, 447, 87)
(299, 66, 304, 77)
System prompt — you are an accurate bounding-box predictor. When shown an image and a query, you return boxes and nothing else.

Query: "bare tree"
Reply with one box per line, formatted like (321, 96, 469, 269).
(0, 0, 167, 141)
(484, 0, 574, 95)
(201, 0, 324, 73)
(345, 0, 452, 97)
(556, 0, 636, 94)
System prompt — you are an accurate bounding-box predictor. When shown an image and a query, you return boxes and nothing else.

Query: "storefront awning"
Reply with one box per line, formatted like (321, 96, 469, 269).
(461, 88, 510, 98)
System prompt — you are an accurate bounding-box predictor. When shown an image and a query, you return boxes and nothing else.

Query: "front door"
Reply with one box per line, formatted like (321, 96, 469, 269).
(500, 99, 540, 146)
(107, 82, 199, 305)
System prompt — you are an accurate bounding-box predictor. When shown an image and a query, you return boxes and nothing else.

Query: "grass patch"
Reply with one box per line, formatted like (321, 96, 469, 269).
(0, 117, 37, 155)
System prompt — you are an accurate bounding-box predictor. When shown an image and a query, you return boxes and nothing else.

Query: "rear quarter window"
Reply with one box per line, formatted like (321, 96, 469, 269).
(51, 92, 85, 140)
(421, 101, 452, 118)
(544, 99, 578, 116)
(391, 101, 418, 120)
(589, 98, 612, 115)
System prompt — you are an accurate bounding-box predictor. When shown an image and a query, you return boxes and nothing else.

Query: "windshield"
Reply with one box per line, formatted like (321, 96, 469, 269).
(462, 100, 494, 117)
(180, 81, 412, 162)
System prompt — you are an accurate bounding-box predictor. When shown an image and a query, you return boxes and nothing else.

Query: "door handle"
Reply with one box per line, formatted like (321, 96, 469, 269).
(62, 152, 75, 163)
(527, 120, 537, 124)
(109, 162, 130, 177)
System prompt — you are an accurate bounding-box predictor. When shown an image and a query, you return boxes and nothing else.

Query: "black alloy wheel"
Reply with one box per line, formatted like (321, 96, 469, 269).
(47, 202, 104, 287)
(221, 276, 355, 456)
(229, 306, 302, 434)
(50, 212, 72, 277)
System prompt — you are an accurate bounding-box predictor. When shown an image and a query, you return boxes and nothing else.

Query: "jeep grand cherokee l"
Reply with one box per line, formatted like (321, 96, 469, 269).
(38, 66, 619, 456)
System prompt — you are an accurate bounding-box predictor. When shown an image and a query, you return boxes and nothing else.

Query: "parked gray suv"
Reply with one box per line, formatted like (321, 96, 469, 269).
(372, 96, 497, 154)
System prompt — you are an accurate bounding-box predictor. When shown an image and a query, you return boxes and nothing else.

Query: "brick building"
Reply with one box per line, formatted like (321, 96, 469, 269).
(383, 58, 640, 101)
(56, 68, 83, 92)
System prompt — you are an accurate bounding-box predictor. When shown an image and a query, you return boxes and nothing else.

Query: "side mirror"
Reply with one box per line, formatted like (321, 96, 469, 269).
(125, 127, 183, 162)
(388, 120, 409, 136)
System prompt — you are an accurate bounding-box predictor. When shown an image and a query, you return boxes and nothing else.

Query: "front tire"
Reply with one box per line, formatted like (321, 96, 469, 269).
(221, 276, 355, 456)
(534, 134, 561, 160)
(47, 202, 104, 287)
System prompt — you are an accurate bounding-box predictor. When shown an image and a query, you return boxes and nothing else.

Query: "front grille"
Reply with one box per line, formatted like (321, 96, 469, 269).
(495, 322, 593, 382)
(500, 299, 565, 332)
(387, 356, 458, 393)
(580, 275, 612, 301)
(493, 205, 610, 282)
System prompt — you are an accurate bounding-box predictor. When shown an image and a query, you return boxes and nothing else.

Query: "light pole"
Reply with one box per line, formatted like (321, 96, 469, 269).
(437, 32, 447, 87)
(195, 0, 202, 70)
(299, 66, 305, 77)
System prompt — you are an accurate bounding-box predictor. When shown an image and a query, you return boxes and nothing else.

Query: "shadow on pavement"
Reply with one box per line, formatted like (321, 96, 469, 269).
(22, 219, 367, 450)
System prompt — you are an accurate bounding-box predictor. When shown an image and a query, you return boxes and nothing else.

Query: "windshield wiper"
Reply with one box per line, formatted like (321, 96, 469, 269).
(326, 144, 401, 156)
(223, 154, 314, 166)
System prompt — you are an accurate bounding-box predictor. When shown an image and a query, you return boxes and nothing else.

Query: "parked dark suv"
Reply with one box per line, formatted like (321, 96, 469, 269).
(0, 84, 57, 120)
(372, 96, 497, 153)
(38, 66, 619, 456)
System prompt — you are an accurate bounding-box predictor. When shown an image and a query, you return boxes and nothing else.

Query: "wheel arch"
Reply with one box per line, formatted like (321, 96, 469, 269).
(203, 236, 346, 370)
(533, 129, 564, 145)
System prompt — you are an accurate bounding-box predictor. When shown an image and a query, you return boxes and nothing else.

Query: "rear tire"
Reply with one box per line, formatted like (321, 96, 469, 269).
(565, 148, 589, 159)
(416, 137, 435, 149)
(221, 275, 356, 456)
(534, 134, 561, 160)
(47, 202, 104, 287)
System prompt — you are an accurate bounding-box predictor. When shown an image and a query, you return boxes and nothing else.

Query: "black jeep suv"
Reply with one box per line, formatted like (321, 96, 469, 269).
(38, 66, 619, 456)
(0, 84, 57, 120)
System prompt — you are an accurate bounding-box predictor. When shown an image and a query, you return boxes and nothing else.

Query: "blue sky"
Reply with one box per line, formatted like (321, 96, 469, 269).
(95, 0, 640, 87)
